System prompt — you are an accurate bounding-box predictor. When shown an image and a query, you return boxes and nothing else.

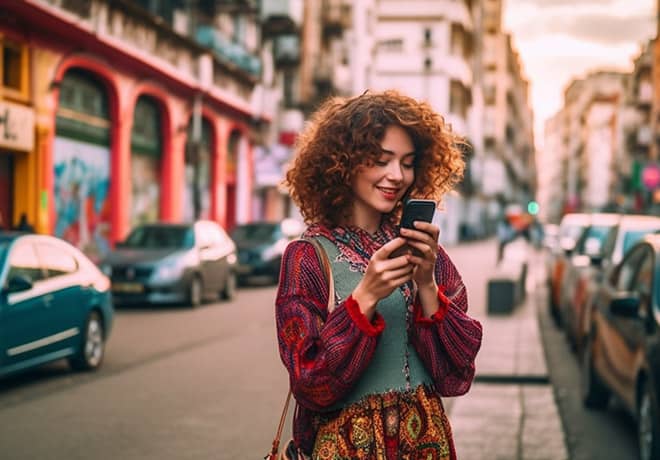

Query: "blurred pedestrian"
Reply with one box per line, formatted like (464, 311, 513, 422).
(15, 213, 34, 233)
(496, 216, 516, 263)
(275, 90, 482, 459)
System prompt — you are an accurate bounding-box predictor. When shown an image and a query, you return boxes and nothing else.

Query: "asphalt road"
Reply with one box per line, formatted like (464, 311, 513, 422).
(0, 284, 288, 460)
(537, 282, 639, 459)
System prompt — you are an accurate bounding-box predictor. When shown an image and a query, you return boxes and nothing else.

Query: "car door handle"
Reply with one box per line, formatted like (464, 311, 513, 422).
(44, 294, 54, 306)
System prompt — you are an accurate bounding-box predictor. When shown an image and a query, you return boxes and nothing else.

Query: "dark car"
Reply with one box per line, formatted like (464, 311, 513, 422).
(0, 232, 113, 378)
(569, 215, 660, 352)
(580, 234, 660, 460)
(101, 220, 237, 307)
(232, 219, 303, 285)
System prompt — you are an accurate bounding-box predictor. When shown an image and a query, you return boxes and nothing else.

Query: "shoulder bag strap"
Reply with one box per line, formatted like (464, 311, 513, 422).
(268, 237, 334, 459)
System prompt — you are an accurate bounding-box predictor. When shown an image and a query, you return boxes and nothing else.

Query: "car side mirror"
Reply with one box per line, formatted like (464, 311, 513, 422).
(609, 292, 640, 318)
(5, 274, 34, 293)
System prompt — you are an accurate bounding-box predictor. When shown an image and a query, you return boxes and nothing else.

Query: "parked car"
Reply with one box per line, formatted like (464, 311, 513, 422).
(231, 219, 304, 285)
(100, 220, 237, 307)
(580, 234, 660, 460)
(558, 213, 620, 349)
(572, 215, 660, 351)
(0, 232, 113, 378)
(546, 213, 591, 324)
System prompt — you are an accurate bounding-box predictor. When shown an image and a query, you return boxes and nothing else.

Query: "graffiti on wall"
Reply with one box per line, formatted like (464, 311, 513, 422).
(131, 154, 160, 226)
(53, 137, 111, 261)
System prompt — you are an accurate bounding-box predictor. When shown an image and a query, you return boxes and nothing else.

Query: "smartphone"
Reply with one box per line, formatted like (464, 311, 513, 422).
(390, 199, 436, 258)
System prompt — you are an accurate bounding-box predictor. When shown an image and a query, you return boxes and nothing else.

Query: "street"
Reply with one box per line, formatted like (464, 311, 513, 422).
(0, 240, 641, 459)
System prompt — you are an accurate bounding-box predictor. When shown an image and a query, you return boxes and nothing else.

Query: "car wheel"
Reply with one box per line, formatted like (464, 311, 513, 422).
(69, 311, 105, 371)
(638, 379, 660, 460)
(220, 271, 236, 301)
(580, 332, 610, 409)
(188, 275, 203, 307)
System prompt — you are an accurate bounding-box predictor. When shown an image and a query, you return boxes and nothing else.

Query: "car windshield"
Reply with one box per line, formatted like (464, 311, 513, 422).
(576, 225, 613, 255)
(622, 230, 658, 256)
(123, 226, 194, 249)
(0, 241, 8, 266)
(231, 224, 278, 244)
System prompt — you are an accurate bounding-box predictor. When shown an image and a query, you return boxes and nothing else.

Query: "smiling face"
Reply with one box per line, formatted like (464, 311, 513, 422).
(350, 124, 416, 231)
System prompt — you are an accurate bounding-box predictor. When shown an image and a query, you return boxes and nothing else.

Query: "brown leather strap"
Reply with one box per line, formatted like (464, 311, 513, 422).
(303, 237, 335, 312)
(269, 237, 334, 458)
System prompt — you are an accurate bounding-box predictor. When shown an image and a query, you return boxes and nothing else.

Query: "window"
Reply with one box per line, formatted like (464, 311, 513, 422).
(616, 247, 646, 291)
(450, 24, 463, 56)
(1, 38, 28, 99)
(449, 80, 469, 118)
(35, 243, 78, 278)
(6, 242, 43, 284)
(423, 28, 432, 46)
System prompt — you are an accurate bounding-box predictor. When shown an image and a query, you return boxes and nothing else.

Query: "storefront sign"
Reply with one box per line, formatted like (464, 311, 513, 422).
(0, 100, 35, 152)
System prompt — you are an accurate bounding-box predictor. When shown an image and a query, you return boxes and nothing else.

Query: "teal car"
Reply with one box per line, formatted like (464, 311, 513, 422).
(0, 232, 113, 378)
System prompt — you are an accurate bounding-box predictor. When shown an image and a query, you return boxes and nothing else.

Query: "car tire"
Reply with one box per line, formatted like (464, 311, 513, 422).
(220, 271, 236, 301)
(188, 275, 203, 308)
(580, 333, 610, 409)
(638, 379, 660, 460)
(69, 310, 105, 371)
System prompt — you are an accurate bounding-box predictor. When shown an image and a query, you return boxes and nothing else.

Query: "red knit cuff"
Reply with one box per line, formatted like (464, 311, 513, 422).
(345, 295, 385, 336)
(414, 285, 450, 325)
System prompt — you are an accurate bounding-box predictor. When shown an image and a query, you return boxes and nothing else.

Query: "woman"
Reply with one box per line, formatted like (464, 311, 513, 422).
(276, 90, 482, 459)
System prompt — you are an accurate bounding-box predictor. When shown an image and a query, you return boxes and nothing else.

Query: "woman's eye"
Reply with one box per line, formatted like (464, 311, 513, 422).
(402, 162, 415, 169)
(375, 160, 388, 167)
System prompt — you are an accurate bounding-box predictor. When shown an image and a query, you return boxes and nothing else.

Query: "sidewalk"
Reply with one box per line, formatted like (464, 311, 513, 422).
(445, 239, 568, 460)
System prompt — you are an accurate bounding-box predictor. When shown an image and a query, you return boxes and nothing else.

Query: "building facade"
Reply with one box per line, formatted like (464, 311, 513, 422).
(1, 0, 267, 260)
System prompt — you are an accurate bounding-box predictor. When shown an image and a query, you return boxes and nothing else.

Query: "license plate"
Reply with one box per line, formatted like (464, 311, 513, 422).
(112, 282, 144, 293)
(236, 265, 253, 275)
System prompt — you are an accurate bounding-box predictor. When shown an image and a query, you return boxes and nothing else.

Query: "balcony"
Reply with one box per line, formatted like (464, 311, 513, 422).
(322, 0, 352, 36)
(261, 0, 303, 36)
(195, 26, 261, 78)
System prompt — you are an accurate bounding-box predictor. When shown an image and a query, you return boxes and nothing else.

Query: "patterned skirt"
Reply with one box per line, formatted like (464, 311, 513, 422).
(312, 385, 455, 460)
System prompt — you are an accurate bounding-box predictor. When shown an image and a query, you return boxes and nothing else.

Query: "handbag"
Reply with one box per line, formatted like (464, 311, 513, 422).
(266, 237, 334, 460)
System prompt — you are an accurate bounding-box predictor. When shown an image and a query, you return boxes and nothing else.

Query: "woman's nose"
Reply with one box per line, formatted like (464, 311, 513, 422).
(386, 162, 404, 182)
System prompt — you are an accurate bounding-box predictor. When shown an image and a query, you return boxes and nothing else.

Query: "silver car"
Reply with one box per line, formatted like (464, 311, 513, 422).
(101, 221, 237, 307)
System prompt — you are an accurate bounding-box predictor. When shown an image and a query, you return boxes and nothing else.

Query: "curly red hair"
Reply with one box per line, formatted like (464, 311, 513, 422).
(284, 90, 466, 227)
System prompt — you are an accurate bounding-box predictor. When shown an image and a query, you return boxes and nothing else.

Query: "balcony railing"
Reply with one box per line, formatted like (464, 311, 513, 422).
(195, 26, 261, 78)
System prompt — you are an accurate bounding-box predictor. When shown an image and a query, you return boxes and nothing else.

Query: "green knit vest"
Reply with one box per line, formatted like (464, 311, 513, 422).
(316, 236, 433, 407)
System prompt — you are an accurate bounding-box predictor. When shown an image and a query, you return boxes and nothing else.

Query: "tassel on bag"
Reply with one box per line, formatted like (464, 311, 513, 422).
(266, 237, 334, 460)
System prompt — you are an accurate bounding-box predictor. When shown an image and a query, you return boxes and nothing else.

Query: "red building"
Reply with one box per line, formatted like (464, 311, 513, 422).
(2, 0, 264, 260)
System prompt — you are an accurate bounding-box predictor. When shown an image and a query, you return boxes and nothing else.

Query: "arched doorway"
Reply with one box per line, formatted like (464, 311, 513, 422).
(225, 130, 241, 230)
(183, 118, 213, 222)
(130, 95, 162, 226)
(53, 68, 111, 261)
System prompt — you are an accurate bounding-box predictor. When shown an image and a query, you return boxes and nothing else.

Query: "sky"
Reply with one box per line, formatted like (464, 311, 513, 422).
(503, 0, 657, 149)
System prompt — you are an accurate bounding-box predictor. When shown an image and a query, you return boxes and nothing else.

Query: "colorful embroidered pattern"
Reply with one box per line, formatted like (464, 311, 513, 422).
(312, 386, 453, 460)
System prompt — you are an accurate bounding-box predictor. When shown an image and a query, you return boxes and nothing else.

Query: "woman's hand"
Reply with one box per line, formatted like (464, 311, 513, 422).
(401, 221, 442, 318)
(352, 237, 415, 319)
(400, 221, 439, 288)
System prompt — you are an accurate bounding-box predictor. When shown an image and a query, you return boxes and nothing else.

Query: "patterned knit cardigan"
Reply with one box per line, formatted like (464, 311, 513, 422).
(275, 223, 483, 454)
